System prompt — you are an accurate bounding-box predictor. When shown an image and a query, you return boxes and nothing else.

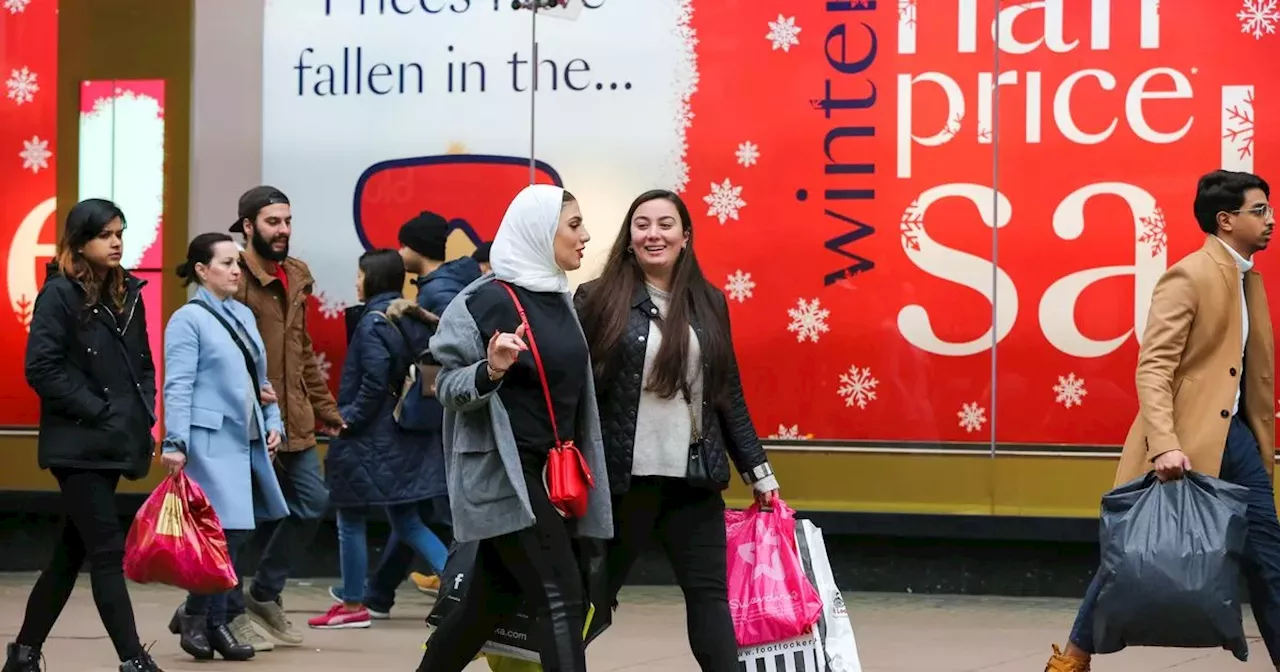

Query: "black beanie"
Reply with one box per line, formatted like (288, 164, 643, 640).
(397, 211, 449, 261)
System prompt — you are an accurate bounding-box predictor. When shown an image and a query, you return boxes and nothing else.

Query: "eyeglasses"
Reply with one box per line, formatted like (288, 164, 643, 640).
(1230, 204, 1275, 219)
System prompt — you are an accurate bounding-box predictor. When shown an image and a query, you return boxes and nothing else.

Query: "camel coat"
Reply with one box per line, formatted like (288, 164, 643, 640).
(1115, 236, 1275, 485)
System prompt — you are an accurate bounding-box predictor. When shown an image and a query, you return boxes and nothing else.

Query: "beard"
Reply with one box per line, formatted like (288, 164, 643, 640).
(251, 229, 289, 262)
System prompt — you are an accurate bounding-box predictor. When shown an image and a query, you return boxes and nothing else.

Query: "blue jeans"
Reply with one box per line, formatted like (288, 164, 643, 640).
(363, 497, 452, 611)
(186, 529, 252, 627)
(336, 502, 450, 605)
(1069, 416, 1280, 662)
(238, 446, 329, 608)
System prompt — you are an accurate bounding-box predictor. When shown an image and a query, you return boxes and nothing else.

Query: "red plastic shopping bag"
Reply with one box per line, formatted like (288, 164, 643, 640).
(123, 472, 238, 594)
(725, 500, 823, 647)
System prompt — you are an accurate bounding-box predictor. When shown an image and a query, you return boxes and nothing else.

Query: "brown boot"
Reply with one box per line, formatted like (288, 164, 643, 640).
(1045, 644, 1090, 672)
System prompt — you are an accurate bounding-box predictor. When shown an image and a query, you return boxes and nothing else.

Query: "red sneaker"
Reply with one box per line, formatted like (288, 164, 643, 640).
(307, 604, 372, 630)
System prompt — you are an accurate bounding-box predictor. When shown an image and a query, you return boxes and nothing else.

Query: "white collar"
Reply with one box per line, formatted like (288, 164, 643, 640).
(1214, 235, 1254, 274)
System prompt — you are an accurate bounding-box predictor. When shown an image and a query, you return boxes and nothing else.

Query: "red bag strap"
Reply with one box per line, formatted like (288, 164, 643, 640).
(496, 281, 564, 447)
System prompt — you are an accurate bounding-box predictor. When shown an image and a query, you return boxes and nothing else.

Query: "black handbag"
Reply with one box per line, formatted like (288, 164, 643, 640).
(683, 384, 717, 489)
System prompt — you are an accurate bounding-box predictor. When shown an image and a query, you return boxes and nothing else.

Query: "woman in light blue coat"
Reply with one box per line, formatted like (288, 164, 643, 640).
(159, 232, 289, 663)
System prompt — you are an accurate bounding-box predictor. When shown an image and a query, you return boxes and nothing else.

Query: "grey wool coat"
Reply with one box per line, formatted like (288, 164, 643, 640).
(427, 275, 613, 543)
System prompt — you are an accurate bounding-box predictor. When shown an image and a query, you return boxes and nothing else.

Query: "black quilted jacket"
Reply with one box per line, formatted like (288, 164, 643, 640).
(574, 280, 773, 495)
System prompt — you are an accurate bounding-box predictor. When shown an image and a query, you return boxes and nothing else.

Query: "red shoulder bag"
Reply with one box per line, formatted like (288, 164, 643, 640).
(497, 282, 596, 519)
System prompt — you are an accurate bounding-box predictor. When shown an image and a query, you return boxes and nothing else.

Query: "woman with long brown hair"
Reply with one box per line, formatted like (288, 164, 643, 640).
(575, 189, 780, 672)
(4, 198, 163, 672)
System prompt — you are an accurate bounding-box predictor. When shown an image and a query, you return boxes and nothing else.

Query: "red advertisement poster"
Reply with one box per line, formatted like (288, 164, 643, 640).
(0, 0, 57, 427)
(683, 0, 1278, 448)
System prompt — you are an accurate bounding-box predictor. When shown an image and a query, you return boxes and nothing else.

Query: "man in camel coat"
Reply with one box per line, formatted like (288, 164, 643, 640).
(1047, 170, 1277, 671)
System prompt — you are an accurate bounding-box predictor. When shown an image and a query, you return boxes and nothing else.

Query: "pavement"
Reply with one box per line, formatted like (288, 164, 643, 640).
(0, 574, 1275, 671)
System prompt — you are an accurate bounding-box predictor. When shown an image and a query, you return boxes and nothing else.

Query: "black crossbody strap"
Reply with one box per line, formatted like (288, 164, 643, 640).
(191, 299, 262, 396)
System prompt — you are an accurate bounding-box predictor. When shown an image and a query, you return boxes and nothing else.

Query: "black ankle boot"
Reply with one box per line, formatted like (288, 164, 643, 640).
(119, 649, 163, 672)
(2, 643, 41, 672)
(209, 624, 254, 661)
(169, 607, 213, 660)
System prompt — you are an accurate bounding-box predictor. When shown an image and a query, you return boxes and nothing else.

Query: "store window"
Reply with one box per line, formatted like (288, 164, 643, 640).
(79, 78, 167, 438)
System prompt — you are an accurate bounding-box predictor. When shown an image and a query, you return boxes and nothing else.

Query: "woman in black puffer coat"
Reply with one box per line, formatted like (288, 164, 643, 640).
(311, 249, 449, 629)
(4, 198, 163, 672)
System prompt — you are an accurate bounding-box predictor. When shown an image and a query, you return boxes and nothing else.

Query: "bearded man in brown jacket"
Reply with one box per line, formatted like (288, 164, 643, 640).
(1048, 170, 1278, 671)
(221, 186, 345, 651)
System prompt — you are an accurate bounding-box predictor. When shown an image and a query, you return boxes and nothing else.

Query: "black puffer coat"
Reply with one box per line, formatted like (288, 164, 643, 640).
(574, 280, 771, 495)
(25, 263, 157, 479)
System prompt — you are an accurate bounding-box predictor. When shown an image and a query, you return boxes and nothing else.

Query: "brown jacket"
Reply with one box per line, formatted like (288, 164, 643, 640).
(1116, 236, 1275, 485)
(235, 247, 342, 452)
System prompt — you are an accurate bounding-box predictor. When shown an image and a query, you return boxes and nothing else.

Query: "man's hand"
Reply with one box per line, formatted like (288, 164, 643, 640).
(260, 384, 278, 405)
(1153, 449, 1192, 481)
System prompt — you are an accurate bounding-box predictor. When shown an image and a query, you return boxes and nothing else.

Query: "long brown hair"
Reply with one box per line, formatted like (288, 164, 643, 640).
(56, 198, 128, 309)
(579, 190, 733, 406)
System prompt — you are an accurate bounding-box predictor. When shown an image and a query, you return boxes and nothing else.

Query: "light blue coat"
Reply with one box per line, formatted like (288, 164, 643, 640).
(162, 286, 289, 531)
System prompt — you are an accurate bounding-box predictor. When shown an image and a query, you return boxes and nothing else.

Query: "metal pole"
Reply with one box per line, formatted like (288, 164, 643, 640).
(529, 1, 538, 184)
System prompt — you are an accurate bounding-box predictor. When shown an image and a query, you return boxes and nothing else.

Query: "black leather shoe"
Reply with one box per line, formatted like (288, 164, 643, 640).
(119, 649, 163, 671)
(2, 642, 41, 672)
(171, 607, 213, 660)
(209, 624, 254, 661)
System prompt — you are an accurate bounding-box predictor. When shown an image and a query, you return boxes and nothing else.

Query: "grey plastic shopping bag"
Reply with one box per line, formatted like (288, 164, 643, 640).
(1092, 470, 1250, 661)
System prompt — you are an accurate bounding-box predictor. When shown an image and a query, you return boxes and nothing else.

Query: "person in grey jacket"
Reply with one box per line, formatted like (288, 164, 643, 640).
(418, 184, 611, 672)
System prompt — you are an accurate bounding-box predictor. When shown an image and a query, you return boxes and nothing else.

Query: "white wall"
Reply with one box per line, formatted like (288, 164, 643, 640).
(189, 0, 264, 238)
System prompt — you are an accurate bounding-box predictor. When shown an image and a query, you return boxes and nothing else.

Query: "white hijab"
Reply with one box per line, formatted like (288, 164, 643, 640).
(490, 184, 570, 293)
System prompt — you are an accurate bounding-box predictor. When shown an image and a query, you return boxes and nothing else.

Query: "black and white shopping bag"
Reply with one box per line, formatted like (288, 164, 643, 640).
(737, 633, 822, 672)
(795, 519, 863, 672)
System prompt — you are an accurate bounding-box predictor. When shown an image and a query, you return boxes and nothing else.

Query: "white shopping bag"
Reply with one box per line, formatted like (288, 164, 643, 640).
(795, 520, 863, 672)
(737, 632, 821, 671)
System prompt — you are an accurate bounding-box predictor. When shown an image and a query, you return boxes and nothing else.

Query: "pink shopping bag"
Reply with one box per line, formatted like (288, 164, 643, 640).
(725, 500, 823, 647)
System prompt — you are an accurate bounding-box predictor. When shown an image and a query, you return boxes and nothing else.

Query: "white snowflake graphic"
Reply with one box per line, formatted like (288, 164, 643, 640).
(724, 270, 755, 303)
(837, 365, 879, 410)
(675, 105, 695, 130)
(735, 141, 760, 168)
(4, 0, 31, 14)
(1053, 373, 1088, 409)
(6, 67, 39, 105)
(1238, 0, 1279, 39)
(787, 298, 830, 343)
(768, 424, 807, 440)
(1138, 207, 1167, 257)
(315, 352, 333, 382)
(958, 402, 987, 433)
(1224, 90, 1255, 160)
(703, 179, 746, 224)
(19, 136, 51, 174)
(316, 292, 346, 320)
(672, 159, 690, 194)
(766, 14, 801, 52)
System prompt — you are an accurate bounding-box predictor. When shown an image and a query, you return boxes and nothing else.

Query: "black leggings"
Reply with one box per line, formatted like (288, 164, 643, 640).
(417, 467, 586, 672)
(16, 467, 144, 662)
(608, 477, 738, 672)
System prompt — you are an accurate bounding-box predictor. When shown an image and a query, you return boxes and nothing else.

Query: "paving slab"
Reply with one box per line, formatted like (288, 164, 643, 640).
(0, 574, 1273, 670)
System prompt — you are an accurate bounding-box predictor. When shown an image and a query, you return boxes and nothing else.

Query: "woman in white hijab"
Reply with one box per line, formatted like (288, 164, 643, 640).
(420, 185, 612, 672)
